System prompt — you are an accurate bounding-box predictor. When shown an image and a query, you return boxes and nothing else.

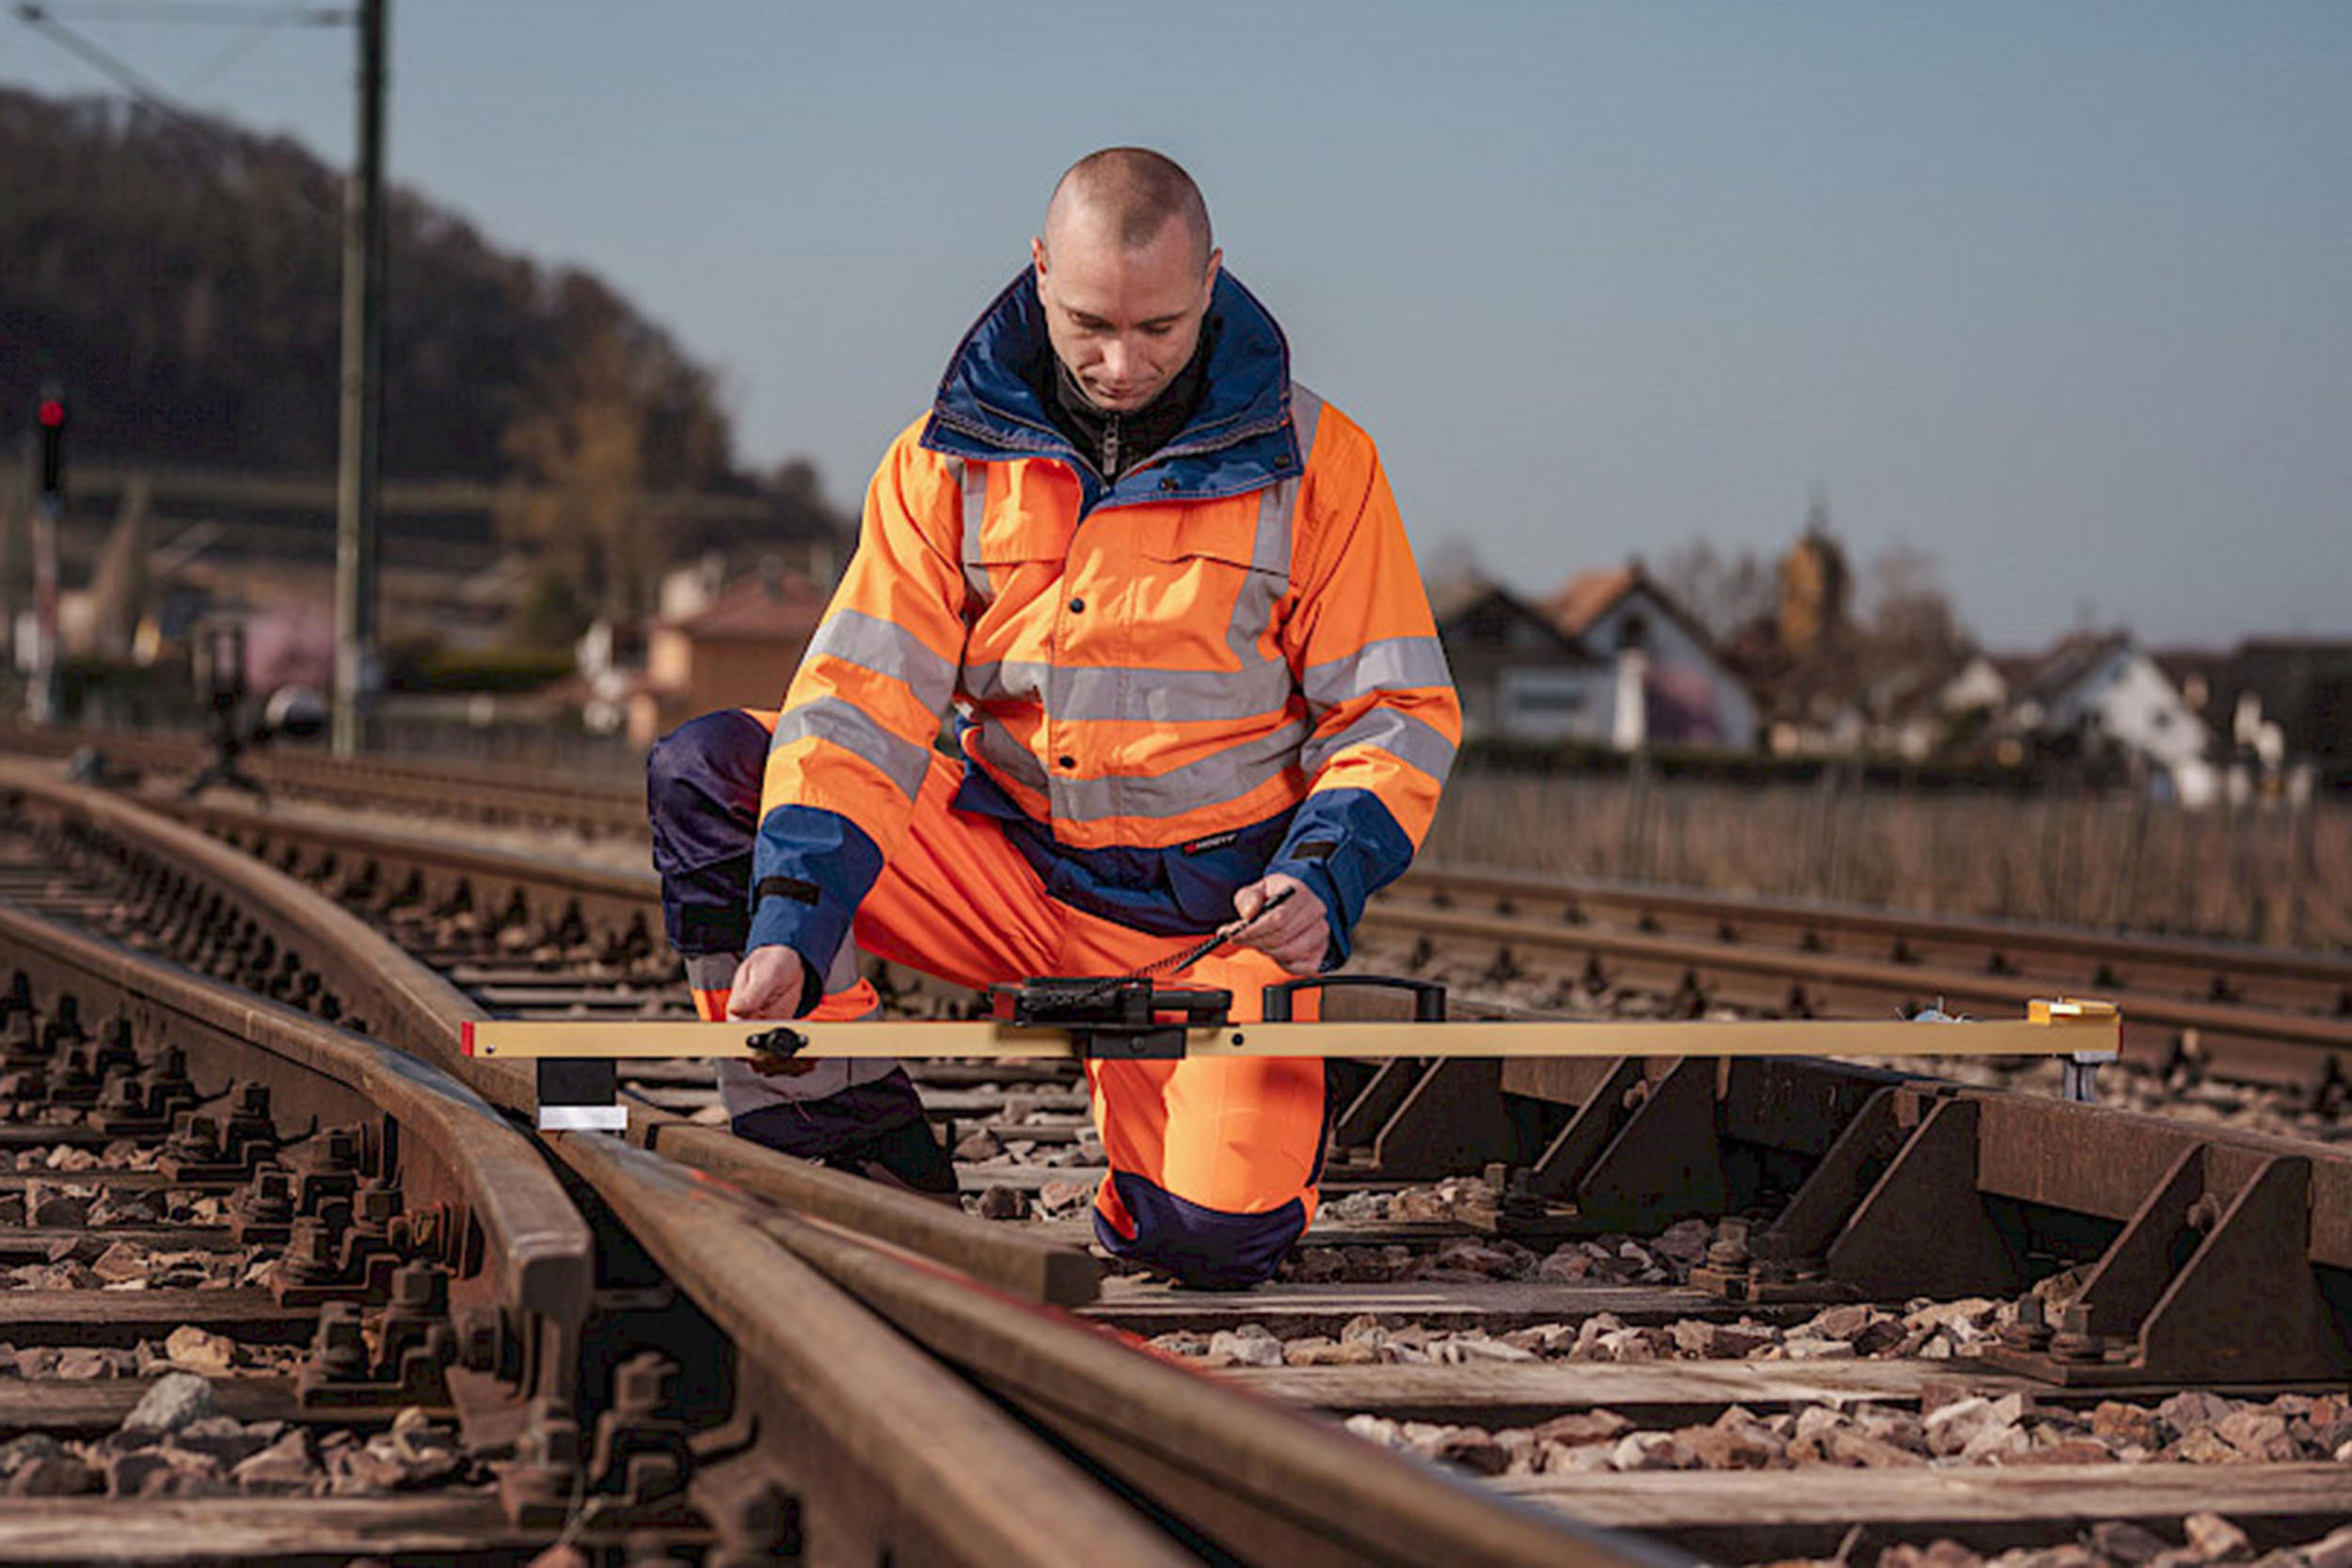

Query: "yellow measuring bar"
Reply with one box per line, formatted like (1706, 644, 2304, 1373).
(466, 1002, 2121, 1063)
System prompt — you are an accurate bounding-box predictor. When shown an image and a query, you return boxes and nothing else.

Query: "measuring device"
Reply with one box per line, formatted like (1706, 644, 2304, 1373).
(459, 975, 2122, 1132)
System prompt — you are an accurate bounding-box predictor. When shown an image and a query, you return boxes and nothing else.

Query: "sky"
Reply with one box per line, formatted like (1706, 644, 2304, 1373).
(6, 1, 2348, 651)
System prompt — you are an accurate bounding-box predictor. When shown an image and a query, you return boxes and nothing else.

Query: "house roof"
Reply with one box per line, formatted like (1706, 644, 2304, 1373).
(1424, 573, 1502, 625)
(675, 568, 828, 642)
(1543, 562, 1736, 669)
(1544, 567, 1639, 640)
(1428, 574, 1596, 661)
(2150, 644, 2231, 697)
(2011, 631, 2134, 710)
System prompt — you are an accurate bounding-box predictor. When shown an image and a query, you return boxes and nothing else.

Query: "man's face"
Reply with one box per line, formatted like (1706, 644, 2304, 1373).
(1032, 215, 1220, 414)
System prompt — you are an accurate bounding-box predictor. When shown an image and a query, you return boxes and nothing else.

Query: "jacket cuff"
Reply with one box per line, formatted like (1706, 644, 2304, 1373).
(746, 804, 884, 1017)
(1265, 787, 1415, 973)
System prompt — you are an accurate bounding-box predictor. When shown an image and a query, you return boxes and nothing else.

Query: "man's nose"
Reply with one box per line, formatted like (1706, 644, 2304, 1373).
(1099, 336, 1136, 379)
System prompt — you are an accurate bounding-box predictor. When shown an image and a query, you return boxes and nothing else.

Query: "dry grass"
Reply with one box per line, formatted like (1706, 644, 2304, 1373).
(1424, 771, 2351, 952)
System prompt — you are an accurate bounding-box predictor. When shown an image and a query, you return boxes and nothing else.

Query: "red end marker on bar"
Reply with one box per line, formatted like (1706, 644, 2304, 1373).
(459, 1021, 475, 1056)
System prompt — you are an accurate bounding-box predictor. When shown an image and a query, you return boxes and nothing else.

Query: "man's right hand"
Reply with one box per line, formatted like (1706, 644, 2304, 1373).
(726, 944, 816, 1075)
(725, 944, 807, 1020)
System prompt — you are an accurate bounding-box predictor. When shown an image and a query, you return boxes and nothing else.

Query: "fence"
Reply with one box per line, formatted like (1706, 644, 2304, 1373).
(1423, 766, 2349, 952)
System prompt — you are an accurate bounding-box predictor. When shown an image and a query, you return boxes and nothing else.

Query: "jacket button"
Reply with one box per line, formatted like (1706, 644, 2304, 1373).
(1068, 596, 1086, 613)
(1057, 754, 1077, 769)
(1159, 476, 1177, 492)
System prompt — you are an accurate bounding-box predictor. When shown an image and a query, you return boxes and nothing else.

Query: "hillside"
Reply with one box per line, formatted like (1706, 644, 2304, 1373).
(0, 85, 729, 489)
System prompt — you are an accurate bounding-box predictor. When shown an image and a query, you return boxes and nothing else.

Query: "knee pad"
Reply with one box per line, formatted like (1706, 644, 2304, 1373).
(1093, 1171, 1308, 1290)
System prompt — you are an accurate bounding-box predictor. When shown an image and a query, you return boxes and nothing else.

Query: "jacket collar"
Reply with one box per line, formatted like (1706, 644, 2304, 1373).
(922, 269, 1304, 510)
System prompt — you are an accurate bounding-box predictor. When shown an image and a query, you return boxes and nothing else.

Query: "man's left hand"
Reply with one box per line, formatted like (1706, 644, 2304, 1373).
(1231, 875, 1328, 975)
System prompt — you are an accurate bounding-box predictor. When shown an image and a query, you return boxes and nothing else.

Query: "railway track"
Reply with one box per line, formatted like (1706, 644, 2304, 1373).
(2, 752, 2348, 1561)
(18, 726, 2349, 1098)
(0, 762, 1653, 1561)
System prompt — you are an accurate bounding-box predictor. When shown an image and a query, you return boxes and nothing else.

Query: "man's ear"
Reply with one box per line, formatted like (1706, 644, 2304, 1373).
(1201, 245, 1223, 305)
(1031, 235, 1050, 280)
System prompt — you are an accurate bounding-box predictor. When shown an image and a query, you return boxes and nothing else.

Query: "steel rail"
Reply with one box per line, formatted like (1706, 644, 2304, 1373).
(12, 756, 2352, 1560)
(3, 765, 1094, 1304)
(137, 788, 2351, 1085)
(0, 896, 593, 1416)
(758, 1203, 1687, 1568)
(0, 726, 646, 836)
(1400, 861, 2352, 991)
(5, 762, 1676, 1561)
(14, 732, 2346, 1006)
(547, 1132, 1199, 1568)
(1356, 902, 2352, 1071)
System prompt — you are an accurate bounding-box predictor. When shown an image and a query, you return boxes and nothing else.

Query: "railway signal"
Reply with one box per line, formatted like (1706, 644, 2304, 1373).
(26, 385, 67, 723)
(36, 388, 66, 495)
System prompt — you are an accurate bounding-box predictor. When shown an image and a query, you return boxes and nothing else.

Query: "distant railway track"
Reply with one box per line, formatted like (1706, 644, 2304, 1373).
(2, 750, 2349, 1560)
(17, 725, 2347, 1094)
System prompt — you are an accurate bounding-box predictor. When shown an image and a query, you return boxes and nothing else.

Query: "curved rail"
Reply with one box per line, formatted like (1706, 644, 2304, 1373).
(2, 764, 1670, 1562)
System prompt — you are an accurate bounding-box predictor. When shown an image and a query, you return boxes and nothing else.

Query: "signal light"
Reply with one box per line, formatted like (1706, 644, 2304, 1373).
(36, 389, 65, 495)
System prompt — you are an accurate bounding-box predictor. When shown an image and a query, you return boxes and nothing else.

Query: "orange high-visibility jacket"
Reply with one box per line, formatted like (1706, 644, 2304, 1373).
(746, 271, 1460, 987)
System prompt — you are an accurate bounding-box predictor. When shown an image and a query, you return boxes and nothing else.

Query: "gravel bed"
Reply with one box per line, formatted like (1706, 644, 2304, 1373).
(1337, 1388, 2352, 1479)
(1851, 1522, 2352, 1568)
(0, 1372, 477, 1497)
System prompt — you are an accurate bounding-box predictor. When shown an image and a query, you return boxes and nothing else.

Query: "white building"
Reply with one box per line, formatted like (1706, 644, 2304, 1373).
(2007, 633, 2217, 805)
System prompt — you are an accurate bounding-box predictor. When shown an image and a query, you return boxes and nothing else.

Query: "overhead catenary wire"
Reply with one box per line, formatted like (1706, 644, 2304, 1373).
(10, 6, 354, 232)
(14, 2, 345, 24)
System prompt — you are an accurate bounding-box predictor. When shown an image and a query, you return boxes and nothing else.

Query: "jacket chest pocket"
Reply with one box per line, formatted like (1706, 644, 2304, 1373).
(1136, 499, 1293, 669)
(959, 464, 1075, 631)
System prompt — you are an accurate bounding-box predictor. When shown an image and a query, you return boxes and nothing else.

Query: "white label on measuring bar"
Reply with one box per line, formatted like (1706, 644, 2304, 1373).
(536, 1105, 629, 1132)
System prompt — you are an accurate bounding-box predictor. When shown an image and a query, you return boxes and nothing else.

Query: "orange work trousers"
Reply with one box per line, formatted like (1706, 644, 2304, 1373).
(716, 722, 1327, 1288)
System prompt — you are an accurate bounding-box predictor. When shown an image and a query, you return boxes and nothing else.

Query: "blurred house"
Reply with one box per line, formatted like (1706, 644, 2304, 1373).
(2002, 631, 2217, 805)
(1542, 564, 1760, 750)
(629, 561, 826, 745)
(2205, 639, 2352, 789)
(1426, 578, 1605, 743)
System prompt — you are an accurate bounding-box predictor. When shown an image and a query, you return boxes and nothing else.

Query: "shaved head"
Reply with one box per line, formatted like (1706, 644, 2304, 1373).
(1042, 147, 1214, 275)
(1030, 148, 1223, 413)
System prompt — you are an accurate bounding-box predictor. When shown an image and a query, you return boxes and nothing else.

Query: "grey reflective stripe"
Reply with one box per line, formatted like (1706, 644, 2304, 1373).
(771, 695, 932, 802)
(806, 610, 958, 713)
(966, 658, 1295, 723)
(1302, 635, 1455, 716)
(953, 384, 1341, 823)
(711, 934, 889, 1115)
(960, 659, 1043, 708)
(971, 718, 1307, 823)
(685, 952, 741, 991)
(1076, 719, 1307, 822)
(957, 459, 993, 610)
(1301, 706, 1458, 782)
(1260, 385, 1324, 574)
(968, 722, 1052, 795)
(1219, 384, 1324, 670)
(715, 1053, 897, 1116)
(822, 938, 865, 995)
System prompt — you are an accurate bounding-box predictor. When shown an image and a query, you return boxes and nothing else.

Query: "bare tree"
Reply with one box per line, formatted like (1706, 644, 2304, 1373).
(1857, 542, 1967, 671)
(1654, 537, 1777, 645)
